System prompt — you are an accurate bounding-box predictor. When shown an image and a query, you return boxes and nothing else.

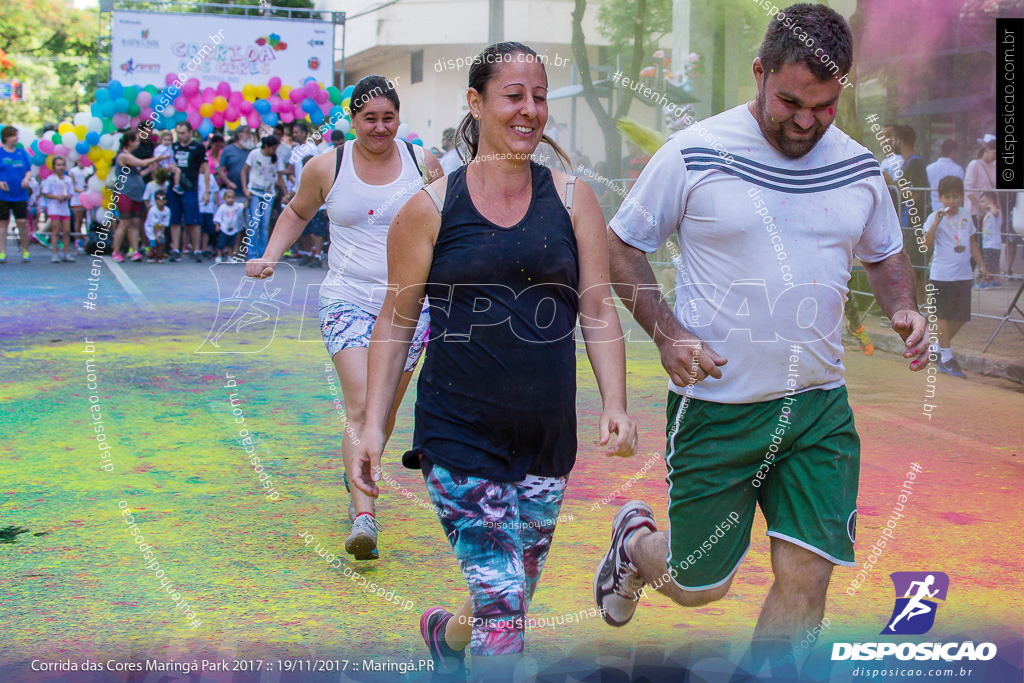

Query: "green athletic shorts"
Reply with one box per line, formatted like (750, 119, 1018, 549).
(664, 386, 859, 591)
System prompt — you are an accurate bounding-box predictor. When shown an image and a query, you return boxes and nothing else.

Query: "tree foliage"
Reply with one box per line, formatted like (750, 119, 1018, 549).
(0, 0, 96, 129)
(595, 0, 672, 57)
(183, 0, 318, 19)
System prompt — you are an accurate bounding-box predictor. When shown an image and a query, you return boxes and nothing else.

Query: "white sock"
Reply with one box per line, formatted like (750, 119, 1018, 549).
(939, 346, 953, 363)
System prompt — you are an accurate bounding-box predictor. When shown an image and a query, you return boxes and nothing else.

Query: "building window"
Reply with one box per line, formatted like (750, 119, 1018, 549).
(411, 50, 423, 84)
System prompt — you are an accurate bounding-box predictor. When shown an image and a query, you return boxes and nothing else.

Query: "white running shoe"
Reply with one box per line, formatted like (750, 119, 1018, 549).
(346, 514, 382, 561)
(594, 500, 657, 627)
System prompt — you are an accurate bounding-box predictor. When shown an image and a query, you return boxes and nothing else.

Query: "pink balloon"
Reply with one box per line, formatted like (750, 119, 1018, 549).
(173, 96, 188, 112)
(137, 91, 152, 107)
(53, 145, 70, 156)
(210, 112, 225, 128)
(315, 88, 330, 104)
(78, 156, 93, 167)
(277, 100, 293, 114)
(280, 111, 294, 124)
(78, 192, 93, 209)
(304, 83, 320, 99)
(165, 73, 178, 86)
(239, 100, 254, 115)
(202, 87, 215, 102)
(182, 79, 200, 97)
(228, 91, 243, 106)
(217, 81, 232, 97)
(288, 89, 304, 104)
(129, 116, 141, 127)
(186, 111, 201, 129)
(139, 107, 154, 120)
(225, 104, 240, 122)
(268, 76, 282, 93)
(270, 97, 282, 113)
(38, 139, 54, 154)
(189, 94, 203, 109)
(40, 166, 52, 179)
(319, 101, 331, 114)
(246, 112, 261, 129)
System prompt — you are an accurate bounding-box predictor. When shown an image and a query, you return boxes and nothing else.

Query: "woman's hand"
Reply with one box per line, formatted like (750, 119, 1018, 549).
(244, 258, 276, 279)
(350, 427, 386, 497)
(599, 407, 637, 458)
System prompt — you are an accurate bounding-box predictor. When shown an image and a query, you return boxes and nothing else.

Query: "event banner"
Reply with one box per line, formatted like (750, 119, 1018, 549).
(110, 10, 333, 88)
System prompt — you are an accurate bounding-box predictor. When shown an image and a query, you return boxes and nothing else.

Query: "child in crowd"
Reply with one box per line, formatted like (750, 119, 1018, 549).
(40, 157, 75, 262)
(25, 174, 39, 233)
(143, 190, 170, 262)
(153, 131, 183, 194)
(68, 157, 93, 243)
(924, 176, 988, 378)
(143, 167, 170, 212)
(213, 188, 244, 263)
(198, 168, 220, 258)
(978, 192, 1003, 289)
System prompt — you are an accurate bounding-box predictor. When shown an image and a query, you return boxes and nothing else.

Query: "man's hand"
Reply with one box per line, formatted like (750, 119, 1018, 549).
(599, 407, 637, 458)
(350, 428, 385, 498)
(890, 309, 930, 370)
(0, 181, 8, 192)
(657, 332, 728, 387)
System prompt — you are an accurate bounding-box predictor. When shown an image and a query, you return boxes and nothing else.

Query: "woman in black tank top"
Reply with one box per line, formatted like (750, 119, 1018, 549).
(350, 42, 638, 679)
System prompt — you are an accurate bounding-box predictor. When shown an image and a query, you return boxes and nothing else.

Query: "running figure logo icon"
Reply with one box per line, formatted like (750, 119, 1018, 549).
(881, 571, 949, 635)
(196, 264, 296, 354)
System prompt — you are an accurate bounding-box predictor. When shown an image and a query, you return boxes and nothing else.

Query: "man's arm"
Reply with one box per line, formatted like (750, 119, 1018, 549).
(607, 229, 726, 386)
(862, 250, 930, 369)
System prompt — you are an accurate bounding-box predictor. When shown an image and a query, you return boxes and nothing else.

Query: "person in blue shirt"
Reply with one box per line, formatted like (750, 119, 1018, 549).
(0, 125, 34, 263)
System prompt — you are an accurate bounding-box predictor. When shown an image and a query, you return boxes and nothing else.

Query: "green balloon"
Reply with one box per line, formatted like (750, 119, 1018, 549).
(143, 84, 159, 95)
(102, 119, 116, 133)
(327, 87, 342, 105)
(345, 131, 355, 140)
(52, 133, 62, 145)
(124, 86, 140, 102)
(128, 103, 141, 116)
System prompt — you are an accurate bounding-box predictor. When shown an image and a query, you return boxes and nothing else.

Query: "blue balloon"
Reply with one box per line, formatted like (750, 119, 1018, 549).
(342, 85, 355, 98)
(101, 101, 116, 118)
(253, 99, 271, 114)
(94, 88, 111, 103)
(32, 153, 47, 166)
(303, 76, 317, 84)
(329, 105, 345, 119)
(90, 102, 103, 117)
(262, 112, 279, 127)
(174, 111, 188, 124)
(107, 80, 124, 99)
(411, 138, 424, 146)
(76, 141, 91, 154)
(198, 119, 214, 137)
(309, 109, 325, 125)
(85, 131, 100, 146)
(301, 98, 317, 114)
(113, 98, 130, 113)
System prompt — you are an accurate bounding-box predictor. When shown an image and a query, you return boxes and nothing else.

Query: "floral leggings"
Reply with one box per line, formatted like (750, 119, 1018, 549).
(423, 462, 568, 656)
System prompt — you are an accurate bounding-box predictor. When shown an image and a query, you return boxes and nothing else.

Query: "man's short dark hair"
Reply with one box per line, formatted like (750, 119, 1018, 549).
(176, 121, 193, 131)
(758, 3, 853, 81)
(940, 139, 958, 157)
(937, 175, 963, 197)
(292, 121, 310, 134)
(331, 130, 345, 144)
(896, 124, 916, 149)
(155, 190, 167, 199)
(1, 125, 17, 143)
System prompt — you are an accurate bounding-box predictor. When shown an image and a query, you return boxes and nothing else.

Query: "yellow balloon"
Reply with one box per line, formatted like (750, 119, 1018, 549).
(58, 122, 73, 135)
(341, 97, 350, 108)
(45, 156, 53, 170)
(226, 119, 239, 130)
(255, 84, 271, 99)
(75, 125, 88, 139)
(213, 96, 228, 112)
(104, 149, 117, 161)
(87, 148, 102, 162)
(280, 85, 292, 99)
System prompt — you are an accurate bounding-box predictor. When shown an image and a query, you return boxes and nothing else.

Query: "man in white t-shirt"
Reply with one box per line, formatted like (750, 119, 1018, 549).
(594, 3, 930, 673)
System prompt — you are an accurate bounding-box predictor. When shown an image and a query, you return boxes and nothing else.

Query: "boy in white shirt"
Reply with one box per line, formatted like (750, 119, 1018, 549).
(143, 190, 170, 262)
(978, 192, 1003, 289)
(213, 188, 244, 263)
(923, 176, 988, 378)
(143, 167, 170, 211)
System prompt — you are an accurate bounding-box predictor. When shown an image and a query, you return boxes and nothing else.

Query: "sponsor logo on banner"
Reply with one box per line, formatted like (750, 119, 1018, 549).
(832, 571, 997, 662)
(308, 57, 320, 70)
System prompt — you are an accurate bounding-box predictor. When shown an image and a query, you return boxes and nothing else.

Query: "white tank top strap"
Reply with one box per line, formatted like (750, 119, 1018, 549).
(564, 177, 576, 214)
(423, 184, 444, 215)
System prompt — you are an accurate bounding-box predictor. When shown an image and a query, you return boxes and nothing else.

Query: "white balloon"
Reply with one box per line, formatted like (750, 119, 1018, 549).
(87, 117, 103, 134)
(74, 112, 90, 127)
(396, 122, 410, 139)
(67, 149, 81, 162)
(44, 130, 58, 142)
(62, 131, 79, 148)
(99, 134, 115, 150)
(87, 176, 105, 192)
(334, 118, 350, 133)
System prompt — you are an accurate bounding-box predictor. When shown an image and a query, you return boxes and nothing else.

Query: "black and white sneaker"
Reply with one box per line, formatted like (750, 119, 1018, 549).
(936, 357, 966, 378)
(169, 249, 181, 262)
(594, 500, 657, 627)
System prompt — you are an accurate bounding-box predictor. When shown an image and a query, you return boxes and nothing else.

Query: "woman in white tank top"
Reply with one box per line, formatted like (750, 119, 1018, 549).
(245, 75, 442, 561)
